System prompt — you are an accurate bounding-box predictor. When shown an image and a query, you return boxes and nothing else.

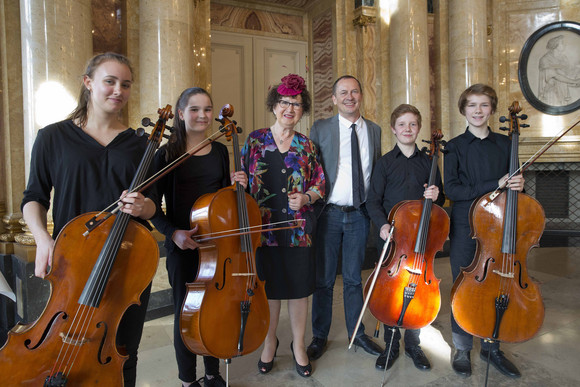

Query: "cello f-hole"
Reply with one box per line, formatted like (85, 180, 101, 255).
(475, 257, 494, 282)
(215, 257, 232, 290)
(515, 261, 528, 289)
(96, 321, 112, 365)
(387, 254, 406, 276)
(25, 312, 68, 350)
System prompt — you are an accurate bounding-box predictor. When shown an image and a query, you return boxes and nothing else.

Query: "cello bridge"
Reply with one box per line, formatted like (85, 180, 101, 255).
(405, 267, 422, 276)
(492, 269, 514, 279)
(60, 332, 88, 346)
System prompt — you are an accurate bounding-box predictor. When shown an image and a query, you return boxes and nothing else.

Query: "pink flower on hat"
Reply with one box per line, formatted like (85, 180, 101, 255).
(277, 74, 306, 96)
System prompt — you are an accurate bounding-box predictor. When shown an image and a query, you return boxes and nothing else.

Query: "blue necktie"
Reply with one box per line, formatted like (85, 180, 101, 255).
(351, 123, 364, 208)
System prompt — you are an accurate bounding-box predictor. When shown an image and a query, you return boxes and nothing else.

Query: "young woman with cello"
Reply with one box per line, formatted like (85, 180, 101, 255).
(20, 52, 157, 386)
(149, 87, 247, 387)
(444, 84, 524, 378)
(366, 104, 445, 372)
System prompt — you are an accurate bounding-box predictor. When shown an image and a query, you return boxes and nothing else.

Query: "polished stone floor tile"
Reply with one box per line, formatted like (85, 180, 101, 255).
(137, 247, 580, 386)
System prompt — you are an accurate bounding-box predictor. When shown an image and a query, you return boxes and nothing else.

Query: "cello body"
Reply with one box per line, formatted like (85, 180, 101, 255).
(365, 200, 448, 329)
(0, 212, 158, 385)
(364, 130, 449, 330)
(451, 191, 545, 342)
(180, 104, 269, 360)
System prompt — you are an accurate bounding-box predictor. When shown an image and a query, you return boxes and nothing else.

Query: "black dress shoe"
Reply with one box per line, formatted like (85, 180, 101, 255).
(452, 349, 471, 377)
(480, 349, 521, 378)
(405, 346, 431, 370)
(352, 334, 384, 356)
(375, 348, 399, 370)
(306, 337, 327, 360)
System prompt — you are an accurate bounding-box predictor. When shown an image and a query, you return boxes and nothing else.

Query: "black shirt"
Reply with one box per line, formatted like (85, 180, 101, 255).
(366, 144, 445, 231)
(149, 143, 230, 252)
(22, 120, 149, 237)
(444, 128, 511, 223)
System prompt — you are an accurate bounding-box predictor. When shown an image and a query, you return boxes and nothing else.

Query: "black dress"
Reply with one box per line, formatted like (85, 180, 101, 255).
(255, 149, 315, 300)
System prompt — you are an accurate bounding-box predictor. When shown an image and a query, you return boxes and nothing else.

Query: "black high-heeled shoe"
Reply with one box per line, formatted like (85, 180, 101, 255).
(290, 341, 312, 377)
(257, 338, 279, 374)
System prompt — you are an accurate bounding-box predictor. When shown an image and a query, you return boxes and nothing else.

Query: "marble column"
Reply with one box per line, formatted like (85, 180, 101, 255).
(139, 0, 198, 120)
(389, 0, 431, 145)
(448, 0, 489, 138)
(19, 0, 93, 177)
(1, 0, 25, 248)
(353, 5, 378, 122)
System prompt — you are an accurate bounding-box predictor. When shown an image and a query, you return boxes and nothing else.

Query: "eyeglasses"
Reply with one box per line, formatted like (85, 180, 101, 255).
(278, 100, 303, 109)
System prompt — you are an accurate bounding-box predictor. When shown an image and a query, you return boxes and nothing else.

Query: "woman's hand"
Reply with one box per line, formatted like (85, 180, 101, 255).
(172, 224, 200, 250)
(231, 171, 248, 189)
(288, 192, 308, 211)
(34, 231, 55, 278)
(119, 191, 156, 219)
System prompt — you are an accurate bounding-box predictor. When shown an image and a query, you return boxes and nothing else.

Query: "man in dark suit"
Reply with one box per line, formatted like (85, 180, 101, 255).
(307, 75, 383, 360)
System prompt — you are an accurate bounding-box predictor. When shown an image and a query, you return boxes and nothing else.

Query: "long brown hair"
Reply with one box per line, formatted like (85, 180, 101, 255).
(165, 87, 213, 162)
(67, 52, 134, 129)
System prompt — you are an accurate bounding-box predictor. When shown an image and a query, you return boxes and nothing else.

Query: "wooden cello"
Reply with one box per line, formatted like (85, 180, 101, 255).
(451, 101, 545, 343)
(0, 106, 172, 385)
(364, 130, 449, 330)
(180, 104, 269, 360)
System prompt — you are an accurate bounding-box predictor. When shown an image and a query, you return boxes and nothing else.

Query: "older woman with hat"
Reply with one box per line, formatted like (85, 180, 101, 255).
(241, 74, 325, 377)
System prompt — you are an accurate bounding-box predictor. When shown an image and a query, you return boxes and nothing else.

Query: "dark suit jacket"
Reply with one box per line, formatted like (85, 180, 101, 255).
(310, 114, 382, 203)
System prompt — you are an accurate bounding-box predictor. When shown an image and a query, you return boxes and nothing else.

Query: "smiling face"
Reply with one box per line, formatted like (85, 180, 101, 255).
(391, 112, 421, 147)
(273, 94, 304, 129)
(84, 60, 132, 116)
(332, 77, 362, 121)
(178, 93, 213, 134)
(463, 94, 494, 131)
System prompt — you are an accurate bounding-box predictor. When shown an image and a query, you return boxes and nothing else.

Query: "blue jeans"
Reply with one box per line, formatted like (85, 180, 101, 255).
(312, 204, 370, 339)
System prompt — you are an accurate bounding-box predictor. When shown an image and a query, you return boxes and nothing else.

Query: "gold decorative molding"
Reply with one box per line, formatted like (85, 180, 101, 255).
(353, 14, 376, 28)
(14, 218, 37, 246)
(1, 213, 24, 242)
(353, 5, 377, 28)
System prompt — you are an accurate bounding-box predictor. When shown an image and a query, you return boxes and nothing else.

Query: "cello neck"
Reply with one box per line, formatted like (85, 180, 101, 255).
(228, 115, 253, 254)
(501, 102, 525, 255)
(414, 131, 443, 254)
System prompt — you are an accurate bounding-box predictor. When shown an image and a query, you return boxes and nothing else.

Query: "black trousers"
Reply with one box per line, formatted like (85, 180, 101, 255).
(166, 247, 219, 382)
(116, 282, 151, 387)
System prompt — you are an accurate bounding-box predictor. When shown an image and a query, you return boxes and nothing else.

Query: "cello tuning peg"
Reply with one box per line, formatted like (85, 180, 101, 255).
(165, 125, 174, 133)
(519, 114, 528, 120)
(521, 123, 530, 128)
(499, 126, 509, 131)
(141, 117, 154, 127)
(421, 139, 431, 144)
(420, 146, 429, 154)
(237, 126, 243, 134)
(134, 127, 146, 137)
(499, 116, 508, 123)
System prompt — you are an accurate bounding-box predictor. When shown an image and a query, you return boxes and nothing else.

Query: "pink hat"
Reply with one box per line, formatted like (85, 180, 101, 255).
(277, 74, 306, 96)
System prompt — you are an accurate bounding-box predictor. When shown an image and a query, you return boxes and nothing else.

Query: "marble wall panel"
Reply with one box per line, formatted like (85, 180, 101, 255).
(312, 10, 334, 120)
(211, 3, 304, 38)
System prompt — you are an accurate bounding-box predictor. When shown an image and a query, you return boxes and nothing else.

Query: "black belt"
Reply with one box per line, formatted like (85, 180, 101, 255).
(327, 203, 362, 212)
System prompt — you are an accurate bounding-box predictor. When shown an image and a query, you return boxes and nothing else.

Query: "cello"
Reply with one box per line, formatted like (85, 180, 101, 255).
(451, 101, 545, 344)
(0, 106, 172, 385)
(180, 104, 269, 360)
(363, 130, 449, 331)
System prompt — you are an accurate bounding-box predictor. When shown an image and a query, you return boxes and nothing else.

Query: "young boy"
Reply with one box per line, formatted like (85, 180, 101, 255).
(366, 104, 444, 371)
(444, 84, 524, 378)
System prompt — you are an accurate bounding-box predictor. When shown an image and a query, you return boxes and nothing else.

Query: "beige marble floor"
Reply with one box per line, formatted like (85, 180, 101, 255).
(137, 246, 580, 386)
